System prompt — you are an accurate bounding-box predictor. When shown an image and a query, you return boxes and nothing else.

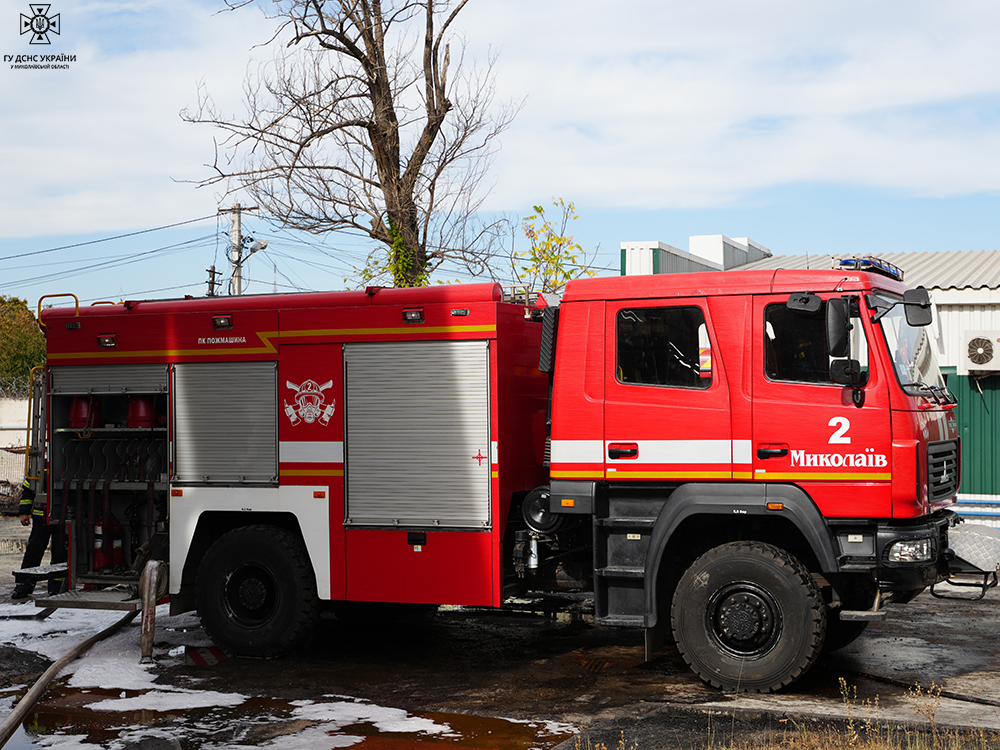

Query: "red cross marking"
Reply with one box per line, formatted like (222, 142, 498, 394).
(473, 449, 487, 466)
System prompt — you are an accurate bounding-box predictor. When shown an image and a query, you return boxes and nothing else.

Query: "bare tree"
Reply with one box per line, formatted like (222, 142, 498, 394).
(183, 0, 517, 286)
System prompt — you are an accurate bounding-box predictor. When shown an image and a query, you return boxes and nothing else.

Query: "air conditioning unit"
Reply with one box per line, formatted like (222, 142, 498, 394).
(963, 332, 1000, 372)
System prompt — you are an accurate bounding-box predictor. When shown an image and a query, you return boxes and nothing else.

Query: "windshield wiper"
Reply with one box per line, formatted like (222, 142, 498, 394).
(901, 382, 941, 403)
(902, 382, 956, 405)
(935, 384, 959, 405)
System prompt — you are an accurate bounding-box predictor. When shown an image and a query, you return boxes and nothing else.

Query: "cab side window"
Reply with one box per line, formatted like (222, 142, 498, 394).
(616, 306, 711, 389)
(765, 301, 868, 384)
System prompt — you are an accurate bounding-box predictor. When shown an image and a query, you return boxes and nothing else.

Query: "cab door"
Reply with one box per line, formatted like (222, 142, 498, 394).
(604, 299, 733, 482)
(751, 294, 892, 517)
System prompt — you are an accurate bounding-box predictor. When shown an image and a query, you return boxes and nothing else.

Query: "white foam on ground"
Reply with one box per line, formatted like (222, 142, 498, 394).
(202, 726, 365, 750)
(33, 734, 95, 749)
(1, 603, 575, 749)
(289, 697, 457, 736)
(508, 717, 578, 738)
(0, 602, 246, 709)
(88, 688, 247, 712)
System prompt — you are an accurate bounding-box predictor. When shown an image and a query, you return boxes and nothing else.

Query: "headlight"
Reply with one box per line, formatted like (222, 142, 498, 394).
(888, 537, 933, 563)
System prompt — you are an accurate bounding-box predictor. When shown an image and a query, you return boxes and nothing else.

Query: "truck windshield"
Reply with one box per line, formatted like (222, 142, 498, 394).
(875, 301, 952, 402)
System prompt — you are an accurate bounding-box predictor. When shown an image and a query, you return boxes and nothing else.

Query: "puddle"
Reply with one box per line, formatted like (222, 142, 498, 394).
(10, 685, 576, 749)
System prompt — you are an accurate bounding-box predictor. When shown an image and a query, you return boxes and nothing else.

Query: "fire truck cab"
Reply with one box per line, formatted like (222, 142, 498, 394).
(537, 260, 960, 691)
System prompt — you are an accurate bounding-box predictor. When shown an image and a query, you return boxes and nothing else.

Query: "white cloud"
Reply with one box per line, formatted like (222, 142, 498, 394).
(3, 0, 1000, 239)
(459, 0, 1000, 208)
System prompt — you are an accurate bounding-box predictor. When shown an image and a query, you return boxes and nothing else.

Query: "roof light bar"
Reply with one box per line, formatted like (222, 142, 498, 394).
(834, 255, 904, 282)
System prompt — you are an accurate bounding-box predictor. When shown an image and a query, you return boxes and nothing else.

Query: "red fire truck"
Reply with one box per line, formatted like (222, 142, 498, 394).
(24, 258, 965, 692)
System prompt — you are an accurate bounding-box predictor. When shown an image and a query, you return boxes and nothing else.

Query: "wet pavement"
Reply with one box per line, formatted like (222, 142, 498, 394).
(1, 540, 1000, 748)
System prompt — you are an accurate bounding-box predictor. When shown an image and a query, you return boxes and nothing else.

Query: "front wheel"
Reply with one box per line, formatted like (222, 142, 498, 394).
(197, 525, 319, 657)
(671, 541, 826, 692)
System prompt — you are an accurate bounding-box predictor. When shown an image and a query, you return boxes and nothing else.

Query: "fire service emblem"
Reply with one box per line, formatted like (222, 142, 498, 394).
(284, 379, 335, 426)
(21, 4, 60, 44)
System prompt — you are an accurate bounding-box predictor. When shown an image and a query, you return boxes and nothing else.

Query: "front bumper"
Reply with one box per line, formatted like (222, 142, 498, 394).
(874, 511, 954, 599)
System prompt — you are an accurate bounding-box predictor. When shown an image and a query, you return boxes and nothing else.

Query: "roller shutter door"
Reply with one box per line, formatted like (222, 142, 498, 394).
(345, 340, 491, 528)
(51, 364, 167, 394)
(172, 361, 277, 484)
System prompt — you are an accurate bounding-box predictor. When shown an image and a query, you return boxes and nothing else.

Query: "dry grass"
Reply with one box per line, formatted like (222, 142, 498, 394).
(573, 680, 1000, 750)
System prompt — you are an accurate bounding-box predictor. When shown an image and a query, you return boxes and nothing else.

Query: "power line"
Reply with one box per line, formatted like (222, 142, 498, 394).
(238, 275, 307, 293)
(0, 235, 218, 291)
(79, 283, 205, 304)
(0, 214, 219, 262)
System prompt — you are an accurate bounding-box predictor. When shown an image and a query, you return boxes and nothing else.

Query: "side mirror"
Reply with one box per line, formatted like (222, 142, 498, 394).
(830, 359, 861, 385)
(903, 287, 932, 327)
(831, 359, 867, 407)
(826, 298, 850, 358)
(787, 292, 821, 313)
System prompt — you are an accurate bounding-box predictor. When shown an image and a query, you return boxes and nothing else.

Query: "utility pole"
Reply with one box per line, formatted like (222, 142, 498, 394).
(206, 265, 221, 296)
(218, 203, 259, 295)
(231, 203, 242, 295)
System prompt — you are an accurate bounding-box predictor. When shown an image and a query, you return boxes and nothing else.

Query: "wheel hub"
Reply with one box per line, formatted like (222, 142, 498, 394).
(238, 576, 267, 611)
(223, 563, 277, 627)
(719, 593, 770, 639)
(709, 583, 781, 657)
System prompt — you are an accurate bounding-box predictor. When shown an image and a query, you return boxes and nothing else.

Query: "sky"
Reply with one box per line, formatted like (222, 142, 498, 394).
(3, 0, 1000, 308)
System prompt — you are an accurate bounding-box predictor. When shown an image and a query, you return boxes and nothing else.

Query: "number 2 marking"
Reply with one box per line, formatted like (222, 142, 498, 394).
(828, 416, 851, 444)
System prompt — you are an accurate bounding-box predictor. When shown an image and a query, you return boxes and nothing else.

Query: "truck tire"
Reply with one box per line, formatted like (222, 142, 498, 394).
(671, 541, 825, 692)
(197, 525, 319, 657)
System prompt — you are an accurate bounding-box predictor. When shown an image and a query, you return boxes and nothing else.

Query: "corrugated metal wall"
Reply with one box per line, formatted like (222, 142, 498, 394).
(933, 290, 1000, 376)
(948, 373, 1000, 527)
(948, 373, 999, 494)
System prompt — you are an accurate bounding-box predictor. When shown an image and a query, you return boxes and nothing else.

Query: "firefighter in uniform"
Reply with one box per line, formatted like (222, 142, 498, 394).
(11, 478, 66, 600)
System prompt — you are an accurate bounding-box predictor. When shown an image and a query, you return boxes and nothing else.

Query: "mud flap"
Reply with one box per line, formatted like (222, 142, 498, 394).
(644, 620, 670, 661)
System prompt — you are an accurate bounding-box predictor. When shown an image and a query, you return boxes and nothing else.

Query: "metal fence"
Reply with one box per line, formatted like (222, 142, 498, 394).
(0, 444, 24, 513)
(0, 377, 31, 400)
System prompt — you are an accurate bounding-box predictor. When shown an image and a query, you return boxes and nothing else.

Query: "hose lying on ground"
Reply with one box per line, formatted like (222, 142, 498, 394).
(0, 610, 139, 748)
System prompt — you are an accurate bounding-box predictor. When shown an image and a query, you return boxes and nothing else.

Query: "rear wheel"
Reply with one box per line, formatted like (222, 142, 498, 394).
(197, 525, 319, 657)
(671, 541, 826, 692)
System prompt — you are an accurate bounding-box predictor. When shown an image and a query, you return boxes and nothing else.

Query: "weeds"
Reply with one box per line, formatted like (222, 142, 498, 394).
(840, 676, 860, 745)
(574, 680, 1000, 750)
(573, 731, 637, 750)
(907, 682, 943, 750)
